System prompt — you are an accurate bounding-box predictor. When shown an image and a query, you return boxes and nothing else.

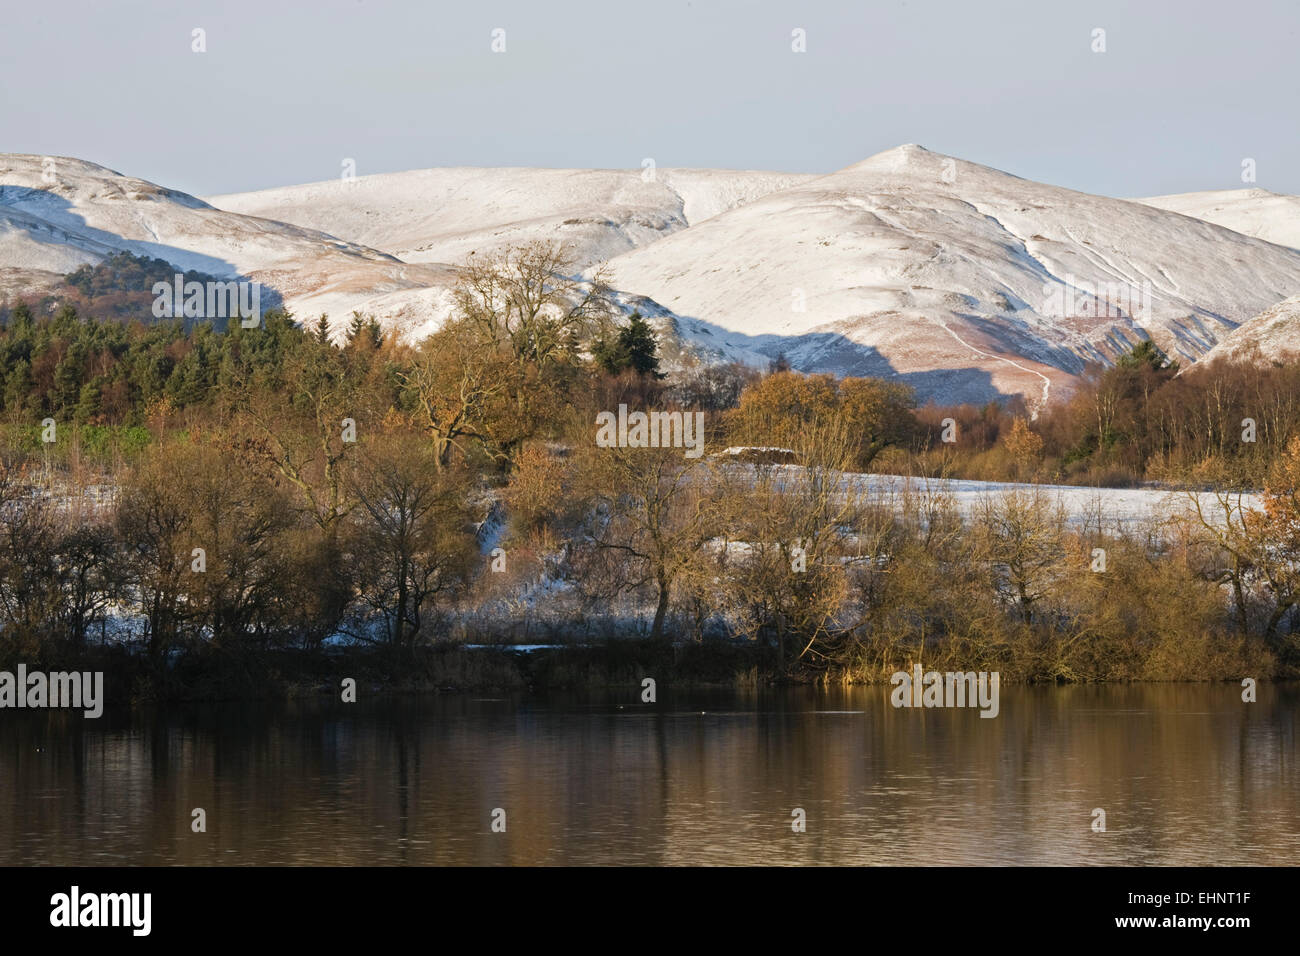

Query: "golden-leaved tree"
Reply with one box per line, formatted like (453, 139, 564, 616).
(728, 370, 914, 470)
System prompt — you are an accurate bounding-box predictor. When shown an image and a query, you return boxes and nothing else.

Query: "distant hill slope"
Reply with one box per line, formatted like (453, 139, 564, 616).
(1199, 294, 1300, 365)
(1139, 188, 1300, 251)
(0, 154, 457, 333)
(207, 167, 812, 269)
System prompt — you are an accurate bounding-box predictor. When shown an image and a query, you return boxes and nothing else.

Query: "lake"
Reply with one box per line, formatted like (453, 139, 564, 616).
(2, 684, 1296, 865)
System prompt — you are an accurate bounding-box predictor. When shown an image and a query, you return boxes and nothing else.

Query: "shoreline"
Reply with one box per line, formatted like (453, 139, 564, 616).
(1, 638, 1282, 704)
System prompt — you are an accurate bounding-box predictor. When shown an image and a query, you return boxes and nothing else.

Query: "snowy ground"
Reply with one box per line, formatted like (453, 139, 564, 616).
(745, 466, 1259, 532)
(878, 474, 1262, 530)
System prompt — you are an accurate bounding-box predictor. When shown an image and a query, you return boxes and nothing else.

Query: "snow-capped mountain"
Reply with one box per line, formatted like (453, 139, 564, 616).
(601, 145, 1300, 404)
(1140, 189, 1300, 251)
(5, 147, 1300, 405)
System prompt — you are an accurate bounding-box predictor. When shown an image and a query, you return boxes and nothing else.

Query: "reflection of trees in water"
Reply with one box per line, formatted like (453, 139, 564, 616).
(1, 685, 1297, 865)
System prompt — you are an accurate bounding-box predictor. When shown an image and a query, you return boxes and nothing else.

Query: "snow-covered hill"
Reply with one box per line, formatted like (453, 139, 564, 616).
(207, 167, 811, 270)
(0, 154, 456, 333)
(1140, 189, 1300, 251)
(1199, 294, 1300, 365)
(6, 148, 1300, 404)
(601, 145, 1300, 405)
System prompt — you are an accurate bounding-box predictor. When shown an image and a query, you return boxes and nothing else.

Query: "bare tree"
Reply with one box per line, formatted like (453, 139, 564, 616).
(400, 321, 510, 471)
(973, 488, 1068, 625)
(235, 337, 364, 530)
(454, 241, 613, 370)
(570, 443, 721, 643)
(349, 436, 475, 648)
(714, 419, 860, 671)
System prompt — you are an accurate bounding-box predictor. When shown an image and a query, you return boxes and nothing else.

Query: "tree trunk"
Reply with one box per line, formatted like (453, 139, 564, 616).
(650, 574, 670, 643)
(1265, 600, 1293, 642)
(776, 611, 787, 677)
(1232, 558, 1248, 634)
(431, 432, 450, 473)
(395, 553, 409, 646)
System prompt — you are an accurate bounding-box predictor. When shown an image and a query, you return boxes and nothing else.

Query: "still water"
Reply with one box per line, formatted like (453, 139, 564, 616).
(2, 684, 1297, 865)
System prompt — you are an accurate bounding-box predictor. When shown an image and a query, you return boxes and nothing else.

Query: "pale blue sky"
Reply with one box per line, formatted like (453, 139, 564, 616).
(5, 0, 1297, 197)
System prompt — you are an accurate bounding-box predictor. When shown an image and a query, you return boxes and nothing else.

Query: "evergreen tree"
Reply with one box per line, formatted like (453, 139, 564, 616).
(4, 358, 33, 414)
(620, 313, 660, 377)
(8, 301, 33, 331)
(1116, 338, 1178, 372)
(594, 312, 660, 378)
(75, 380, 103, 424)
(592, 331, 630, 376)
(53, 343, 87, 413)
(345, 311, 382, 351)
(346, 311, 367, 343)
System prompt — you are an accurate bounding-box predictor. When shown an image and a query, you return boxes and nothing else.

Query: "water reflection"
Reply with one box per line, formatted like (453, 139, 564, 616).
(1, 684, 1296, 865)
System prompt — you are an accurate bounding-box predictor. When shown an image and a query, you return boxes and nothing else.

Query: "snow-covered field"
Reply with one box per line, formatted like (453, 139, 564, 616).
(845, 473, 1259, 531)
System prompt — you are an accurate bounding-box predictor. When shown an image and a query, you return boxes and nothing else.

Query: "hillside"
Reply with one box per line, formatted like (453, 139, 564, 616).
(1199, 294, 1300, 365)
(208, 167, 811, 269)
(1140, 188, 1300, 251)
(6, 149, 1300, 404)
(601, 145, 1300, 405)
(0, 154, 456, 334)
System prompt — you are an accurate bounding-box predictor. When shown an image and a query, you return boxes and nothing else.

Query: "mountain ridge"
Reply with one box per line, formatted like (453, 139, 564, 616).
(5, 147, 1300, 406)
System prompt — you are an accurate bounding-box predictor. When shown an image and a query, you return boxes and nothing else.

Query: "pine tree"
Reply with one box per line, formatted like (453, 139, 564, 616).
(75, 380, 103, 424)
(8, 301, 33, 331)
(620, 313, 660, 378)
(1117, 338, 1177, 372)
(345, 312, 382, 351)
(594, 312, 660, 378)
(346, 311, 367, 343)
(592, 332, 630, 375)
(52, 343, 87, 413)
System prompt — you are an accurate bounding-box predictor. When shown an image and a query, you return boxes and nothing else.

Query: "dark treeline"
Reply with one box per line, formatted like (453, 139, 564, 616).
(0, 246, 1297, 695)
